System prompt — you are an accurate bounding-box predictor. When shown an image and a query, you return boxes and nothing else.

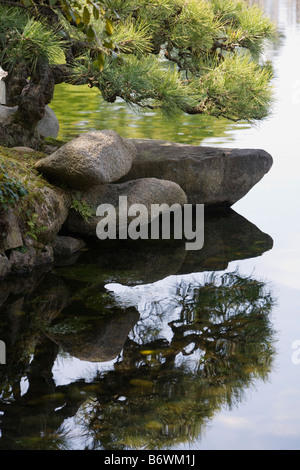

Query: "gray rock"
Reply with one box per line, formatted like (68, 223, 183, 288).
(0, 104, 16, 121)
(118, 139, 273, 207)
(0, 81, 6, 105)
(66, 177, 188, 236)
(0, 68, 8, 104)
(35, 130, 137, 189)
(0, 104, 59, 138)
(0, 253, 11, 279)
(11, 146, 37, 153)
(0, 208, 23, 252)
(52, 235, 86, 256)
(26, 185, 72, 245)
(37, 105, 59, 139)
(9, 245, 54, 274)
(0, 158, 71, 279)
(0, 165, 71, 258)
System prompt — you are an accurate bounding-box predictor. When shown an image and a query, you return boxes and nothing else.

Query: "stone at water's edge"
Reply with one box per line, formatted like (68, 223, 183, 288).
(0, 149, 72, 278)
(0, 253, 10, 279)
(35, 130, 137, 189)
(29, 186, 72, 245)
(66, 177, 188, 236)
(36, 106, 60, 139)
(52, 235, 86, 256)
(118, 139, 273, 207)
(0, 131, 274, 280)
(0, 209, 23, 251)
(9, 245, 55, 274)
(0, 182, 72, 278)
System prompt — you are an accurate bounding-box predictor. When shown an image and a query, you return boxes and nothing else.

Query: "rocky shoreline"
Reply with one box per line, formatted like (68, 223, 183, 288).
(0, 129, 273, 280)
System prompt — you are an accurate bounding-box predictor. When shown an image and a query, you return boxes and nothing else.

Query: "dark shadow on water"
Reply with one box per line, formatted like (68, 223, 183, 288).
(0, 209, 275, 450)
(56, 208, 273, 286)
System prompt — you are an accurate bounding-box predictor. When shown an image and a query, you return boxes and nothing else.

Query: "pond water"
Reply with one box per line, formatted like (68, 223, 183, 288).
(1, 0, 300, 451)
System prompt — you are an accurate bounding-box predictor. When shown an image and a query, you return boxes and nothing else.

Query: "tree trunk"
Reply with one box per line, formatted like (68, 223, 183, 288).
(0, 62, 56, 150)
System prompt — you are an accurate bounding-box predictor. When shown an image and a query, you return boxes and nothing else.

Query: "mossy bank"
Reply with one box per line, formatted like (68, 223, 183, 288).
(0, 143, 72, 278)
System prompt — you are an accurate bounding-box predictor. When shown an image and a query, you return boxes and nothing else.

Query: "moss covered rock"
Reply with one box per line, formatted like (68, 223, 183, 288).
(0, 146, 71, 277)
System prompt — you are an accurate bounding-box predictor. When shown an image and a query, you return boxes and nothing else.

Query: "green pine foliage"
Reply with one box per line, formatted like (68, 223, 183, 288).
(0, 0, 277, 123)
(0, 6, 65, 76)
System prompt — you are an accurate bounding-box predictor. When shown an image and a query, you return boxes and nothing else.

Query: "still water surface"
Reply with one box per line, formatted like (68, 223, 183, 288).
(0, 0, 300, 450)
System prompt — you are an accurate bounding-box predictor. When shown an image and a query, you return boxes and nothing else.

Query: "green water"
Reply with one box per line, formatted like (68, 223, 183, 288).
(1, 0, 300, 451)
(52, 83, 250, 146)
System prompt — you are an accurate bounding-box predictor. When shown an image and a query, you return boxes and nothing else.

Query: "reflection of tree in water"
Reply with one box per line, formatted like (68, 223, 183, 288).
(76, 270, 276, 450)
(0, 269, 276, 450)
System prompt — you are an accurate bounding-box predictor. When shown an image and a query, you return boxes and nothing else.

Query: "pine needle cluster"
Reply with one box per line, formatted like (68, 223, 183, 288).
(0, 0, 277, 122)
(0, 6, 65, 76)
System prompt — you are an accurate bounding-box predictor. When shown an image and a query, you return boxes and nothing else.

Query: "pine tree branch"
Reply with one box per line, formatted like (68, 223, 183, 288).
(0, 0, 28, 9)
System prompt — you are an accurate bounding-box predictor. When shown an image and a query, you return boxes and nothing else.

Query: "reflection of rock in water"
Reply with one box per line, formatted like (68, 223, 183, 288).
(0, 207, 274, 370)
(0, 261, 276, 449)
(44, 306, 140, 362)
(0, 266, 53, 310)
(56, 208, 273, 286)
(28, 273, 71, 322)
(0, 273, 71, 377)
(179, 208, 273, 274)
(77, 269, 276, 450)
(61, 238, 186, 285)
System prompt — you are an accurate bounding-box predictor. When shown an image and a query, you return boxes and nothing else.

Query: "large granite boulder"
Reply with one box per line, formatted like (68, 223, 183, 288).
(118, 139, 273, 207)
(66, 177, 188, 236)
(35, 130, 137, 189)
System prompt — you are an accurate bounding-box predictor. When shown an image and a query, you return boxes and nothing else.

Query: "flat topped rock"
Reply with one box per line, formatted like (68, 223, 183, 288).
(118, 139, 273, 207)
(35, 129, 137, 189)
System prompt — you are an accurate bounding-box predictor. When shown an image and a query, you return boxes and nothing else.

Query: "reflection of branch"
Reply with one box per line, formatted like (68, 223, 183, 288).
(130, 270, 275, 375)
(0, 267, 276, 450)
